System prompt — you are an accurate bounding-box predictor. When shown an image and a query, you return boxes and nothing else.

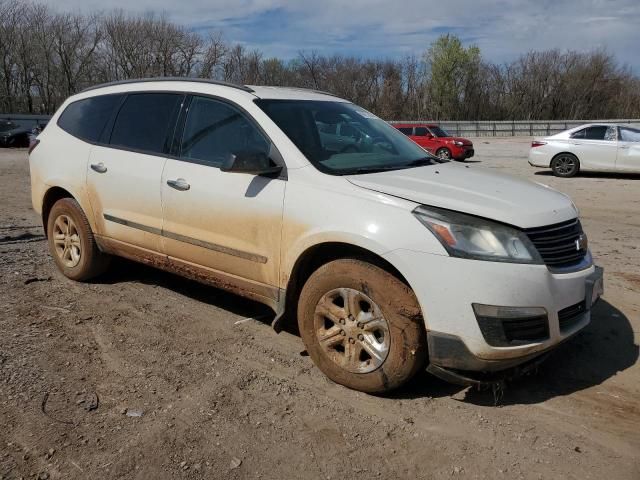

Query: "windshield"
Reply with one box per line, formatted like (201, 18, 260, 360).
(429, 126, 451, 138)
(255, 100, 445, 175)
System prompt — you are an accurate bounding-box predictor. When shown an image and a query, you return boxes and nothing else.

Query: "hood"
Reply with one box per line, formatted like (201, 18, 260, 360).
(347, 163, 577, 229)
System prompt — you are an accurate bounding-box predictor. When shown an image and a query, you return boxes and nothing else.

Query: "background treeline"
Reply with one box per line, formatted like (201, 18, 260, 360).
(1, 0, 639, 120)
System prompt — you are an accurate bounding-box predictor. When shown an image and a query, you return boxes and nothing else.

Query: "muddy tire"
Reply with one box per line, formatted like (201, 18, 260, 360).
(47, 198, 110, 281)
(551, 153, 580, 177)
(297, 259, 427, 393)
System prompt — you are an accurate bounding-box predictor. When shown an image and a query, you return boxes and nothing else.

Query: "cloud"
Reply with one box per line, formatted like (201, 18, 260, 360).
(42, 0, 640, 69)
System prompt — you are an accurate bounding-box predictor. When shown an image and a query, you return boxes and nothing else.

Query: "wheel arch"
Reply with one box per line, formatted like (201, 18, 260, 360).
(551, 151, 581, 164)
(273, 240, 417, 333)
(41, 186, 76, 237)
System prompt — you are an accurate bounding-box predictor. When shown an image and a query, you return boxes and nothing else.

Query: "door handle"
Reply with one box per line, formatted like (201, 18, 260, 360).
(90, 162, 107, 173)
(619, 145, 630, 150)
(166, 178, 190, 191)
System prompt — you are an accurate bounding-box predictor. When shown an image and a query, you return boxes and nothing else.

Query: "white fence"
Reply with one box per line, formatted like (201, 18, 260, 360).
(389, 119, 640, 137)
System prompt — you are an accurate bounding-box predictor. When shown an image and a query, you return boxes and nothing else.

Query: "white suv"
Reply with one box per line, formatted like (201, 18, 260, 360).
(29, 78, 603, 393)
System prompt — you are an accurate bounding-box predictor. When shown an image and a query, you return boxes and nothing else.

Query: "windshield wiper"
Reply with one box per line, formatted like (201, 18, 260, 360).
(403, 157, 438, 167)
(346, 165, 406, 174)
(406, 155, 450, 166)
(344, 158, 439, 175)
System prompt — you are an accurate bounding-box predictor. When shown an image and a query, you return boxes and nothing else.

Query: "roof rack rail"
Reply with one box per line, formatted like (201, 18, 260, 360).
(82, 77, 254, 93)
(279, 86, 342, 98)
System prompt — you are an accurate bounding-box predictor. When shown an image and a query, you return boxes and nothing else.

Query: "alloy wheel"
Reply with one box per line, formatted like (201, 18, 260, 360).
(554, 155, 577, 175)
(437, 149, 451, 160)
(314, 288, 390, 373)
(52, 214, 82, 268)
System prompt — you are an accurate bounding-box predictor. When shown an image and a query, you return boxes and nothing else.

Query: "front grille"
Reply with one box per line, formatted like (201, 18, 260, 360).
(476, 313, 549, 347)
(525, 219, 586, 268)
(558, 300, 586, 332)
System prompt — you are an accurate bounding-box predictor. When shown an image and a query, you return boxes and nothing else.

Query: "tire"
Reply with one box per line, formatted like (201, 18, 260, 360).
(435, 148, 451, 160)
(551, 153, 580, 177)
(47, 198, 110, 281)
(297, 259, 427, 393)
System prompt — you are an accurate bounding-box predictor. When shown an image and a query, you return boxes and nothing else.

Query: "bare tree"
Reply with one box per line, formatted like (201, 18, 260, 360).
(1, 2, 639, 120)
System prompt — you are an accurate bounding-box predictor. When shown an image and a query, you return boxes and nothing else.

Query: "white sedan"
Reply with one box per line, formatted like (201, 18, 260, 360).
(528, 123, 640, 177)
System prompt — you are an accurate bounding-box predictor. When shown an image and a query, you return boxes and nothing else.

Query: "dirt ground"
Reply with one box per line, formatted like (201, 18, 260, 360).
(1, 138, 638, 480)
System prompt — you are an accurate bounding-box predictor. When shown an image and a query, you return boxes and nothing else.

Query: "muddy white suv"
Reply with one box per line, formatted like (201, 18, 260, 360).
(29, 78, 603, 393)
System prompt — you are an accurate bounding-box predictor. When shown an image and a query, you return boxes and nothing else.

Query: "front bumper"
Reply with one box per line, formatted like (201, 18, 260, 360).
(452, 146, 474, 159)
(383, 249, 603, 373)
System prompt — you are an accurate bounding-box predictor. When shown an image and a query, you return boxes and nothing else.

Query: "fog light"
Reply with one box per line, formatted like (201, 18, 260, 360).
(472, 304, 549, 347)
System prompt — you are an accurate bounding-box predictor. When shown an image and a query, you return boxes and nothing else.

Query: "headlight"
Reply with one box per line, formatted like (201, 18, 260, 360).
(413, 205, 543, 264)
(453, 141, 464, 146)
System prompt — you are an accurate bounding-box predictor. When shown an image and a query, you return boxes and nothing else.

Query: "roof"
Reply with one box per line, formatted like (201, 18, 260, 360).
(82, 77, 255, 93)
(81, 78, 347, 102)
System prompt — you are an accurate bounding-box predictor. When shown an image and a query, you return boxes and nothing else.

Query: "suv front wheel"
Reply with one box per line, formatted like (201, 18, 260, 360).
(297, 259, 427, 393)
(47, 198, 111, 281)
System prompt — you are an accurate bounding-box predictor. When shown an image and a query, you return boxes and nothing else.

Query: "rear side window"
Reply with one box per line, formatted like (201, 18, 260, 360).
(57, 94, 123, 142)
(414, 127, 429, 136)
(571, 126, 615, 141)
(397, 127, 413, 136)
(619, 127, 640, 142)
(109, 93, 183, 155)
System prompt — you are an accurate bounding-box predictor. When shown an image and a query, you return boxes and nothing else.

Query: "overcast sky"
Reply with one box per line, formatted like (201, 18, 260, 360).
(43, 0, 640, 70)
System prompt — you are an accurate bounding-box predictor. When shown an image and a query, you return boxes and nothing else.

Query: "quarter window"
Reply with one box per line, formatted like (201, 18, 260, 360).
(180, 96, 269, 167)
(109, 93, 183, 154)
(57, 94, 123, 142)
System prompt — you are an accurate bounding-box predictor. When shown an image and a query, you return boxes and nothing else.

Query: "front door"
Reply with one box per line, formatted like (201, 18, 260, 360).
(616, 126, 640, 172)
(160, 95, 286, 294)
(412, 126, 437, 153)
(86, 92, 184, 252)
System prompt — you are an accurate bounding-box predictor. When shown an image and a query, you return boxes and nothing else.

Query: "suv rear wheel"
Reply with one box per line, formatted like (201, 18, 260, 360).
(47, 198, 110, 281)
(297, 259, 427, 393)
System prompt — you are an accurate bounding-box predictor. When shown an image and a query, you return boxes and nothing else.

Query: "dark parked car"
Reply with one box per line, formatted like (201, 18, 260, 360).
(0, 119, 37, 148)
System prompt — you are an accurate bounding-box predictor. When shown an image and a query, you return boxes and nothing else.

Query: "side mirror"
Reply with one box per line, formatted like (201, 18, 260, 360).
(220, 150, 283, 176)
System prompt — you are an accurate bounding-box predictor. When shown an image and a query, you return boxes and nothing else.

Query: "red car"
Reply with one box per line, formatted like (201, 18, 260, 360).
(394, 123, 474, 161)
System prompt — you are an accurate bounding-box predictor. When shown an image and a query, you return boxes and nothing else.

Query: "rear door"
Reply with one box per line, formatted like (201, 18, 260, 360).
(568, 125, 617, 171)
(86, 92, 184, 252)
(160, 95, 285, 293)
(616, 126, 640, 173)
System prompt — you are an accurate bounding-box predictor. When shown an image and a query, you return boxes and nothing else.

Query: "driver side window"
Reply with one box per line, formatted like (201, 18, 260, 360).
(180, 96, 269, 167)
